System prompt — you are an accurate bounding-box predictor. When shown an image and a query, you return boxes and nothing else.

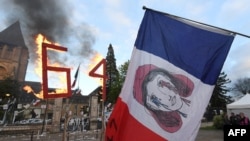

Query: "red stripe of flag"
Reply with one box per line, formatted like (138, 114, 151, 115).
(105, 98, 167, 141)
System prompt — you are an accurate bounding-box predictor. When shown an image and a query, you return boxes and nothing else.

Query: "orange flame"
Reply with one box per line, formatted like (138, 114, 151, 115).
(23, 85, 34, 93)
(34, 34, 61, 78)
(23, 34, 68, 99)
(88, 52, 104, 85)
(88, 52, 103, 71)
(23, 85, 44, 99)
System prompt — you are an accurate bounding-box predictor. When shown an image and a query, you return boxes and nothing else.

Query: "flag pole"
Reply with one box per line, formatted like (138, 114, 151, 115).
(142, 6, 250, 38)
(77, 63, 81, 88)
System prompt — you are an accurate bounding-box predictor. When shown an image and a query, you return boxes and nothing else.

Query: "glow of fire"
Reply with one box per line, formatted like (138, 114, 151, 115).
(23, 85, 44, 99)
(88, 52, 104, 85)
(34, 34, 61, 77)
(23, 34, 68, 99)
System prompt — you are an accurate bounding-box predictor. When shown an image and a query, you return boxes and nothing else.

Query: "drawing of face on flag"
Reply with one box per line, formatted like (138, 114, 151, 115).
(134, 64, 194, 132)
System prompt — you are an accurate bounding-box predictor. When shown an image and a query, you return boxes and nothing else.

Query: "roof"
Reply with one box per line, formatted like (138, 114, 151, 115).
(88, 86, 102, 96)
(19, 81, 89, 104)
(227, 94, 250, 109)
(0, 21, 27, 48)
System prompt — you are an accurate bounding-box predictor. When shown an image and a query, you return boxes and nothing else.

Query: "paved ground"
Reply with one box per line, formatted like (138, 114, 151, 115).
(0, 122, 224, 141)
(196, 129, 223, 141)
(0, 129, 224, 141)
(195, 122, 223, 141)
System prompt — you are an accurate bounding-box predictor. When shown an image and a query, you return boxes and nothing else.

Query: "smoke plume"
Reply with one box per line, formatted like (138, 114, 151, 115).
(1, 0, 95, 66)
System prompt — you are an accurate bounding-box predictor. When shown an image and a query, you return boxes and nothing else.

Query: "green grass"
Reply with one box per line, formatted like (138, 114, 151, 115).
(200, 125, 223, 130)
(200, 125, 216, 130)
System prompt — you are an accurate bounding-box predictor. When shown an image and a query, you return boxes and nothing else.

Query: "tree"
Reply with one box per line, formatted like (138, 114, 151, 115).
(232, 77, 250, 97)
(105, 44, 119, 103)
(204, 72, 233, 121)
(118, 60, 129, 84)
(108, 60, 130, 103)
(209, 72, 233, 111)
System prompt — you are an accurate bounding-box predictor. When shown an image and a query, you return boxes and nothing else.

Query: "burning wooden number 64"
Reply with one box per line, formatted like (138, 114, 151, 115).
(89, 59, 107, 101)
(42, 43, 71, 99)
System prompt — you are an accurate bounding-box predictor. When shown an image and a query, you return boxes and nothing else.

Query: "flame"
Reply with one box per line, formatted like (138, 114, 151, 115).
(23, 85, 34, 93)
(88, 52, 103, 71)
(50, 88, 67, 94)
(23, 85, 44, 99)
(23, 34, 68, 99)
(88, 52, 104, 85)
(34, 34, 61, 77)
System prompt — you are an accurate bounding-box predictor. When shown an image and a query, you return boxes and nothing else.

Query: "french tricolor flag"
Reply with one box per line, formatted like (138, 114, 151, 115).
(105, 9, 235, 141)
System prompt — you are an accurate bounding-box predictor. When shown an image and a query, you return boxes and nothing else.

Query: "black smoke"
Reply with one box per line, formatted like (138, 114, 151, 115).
(0, 0, 95, 66)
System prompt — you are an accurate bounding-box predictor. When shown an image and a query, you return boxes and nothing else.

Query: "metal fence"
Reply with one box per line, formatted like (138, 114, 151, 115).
(0, 130, 102, 141)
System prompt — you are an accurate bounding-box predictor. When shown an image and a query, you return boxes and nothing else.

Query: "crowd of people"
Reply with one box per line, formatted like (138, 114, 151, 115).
(224, 112, 250, 125)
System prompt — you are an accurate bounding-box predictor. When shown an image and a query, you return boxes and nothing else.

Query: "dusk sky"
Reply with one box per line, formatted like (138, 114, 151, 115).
(0, 0, 250, 96)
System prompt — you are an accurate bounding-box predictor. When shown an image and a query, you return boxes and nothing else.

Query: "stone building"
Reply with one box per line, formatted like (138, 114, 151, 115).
(0, 21, 29, 81)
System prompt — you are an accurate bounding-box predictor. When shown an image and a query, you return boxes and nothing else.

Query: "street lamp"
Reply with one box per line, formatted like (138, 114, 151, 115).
(5, 93, 10, 97)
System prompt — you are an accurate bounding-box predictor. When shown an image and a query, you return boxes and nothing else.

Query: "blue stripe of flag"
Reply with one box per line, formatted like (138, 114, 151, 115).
(135, 10, 234, 85)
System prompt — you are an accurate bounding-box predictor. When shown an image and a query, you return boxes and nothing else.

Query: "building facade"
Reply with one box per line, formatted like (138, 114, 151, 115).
(0, 21, 29, 81)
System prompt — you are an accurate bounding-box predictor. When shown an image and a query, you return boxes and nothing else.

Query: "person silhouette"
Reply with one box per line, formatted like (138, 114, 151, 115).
(30, 109, 37, 118)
